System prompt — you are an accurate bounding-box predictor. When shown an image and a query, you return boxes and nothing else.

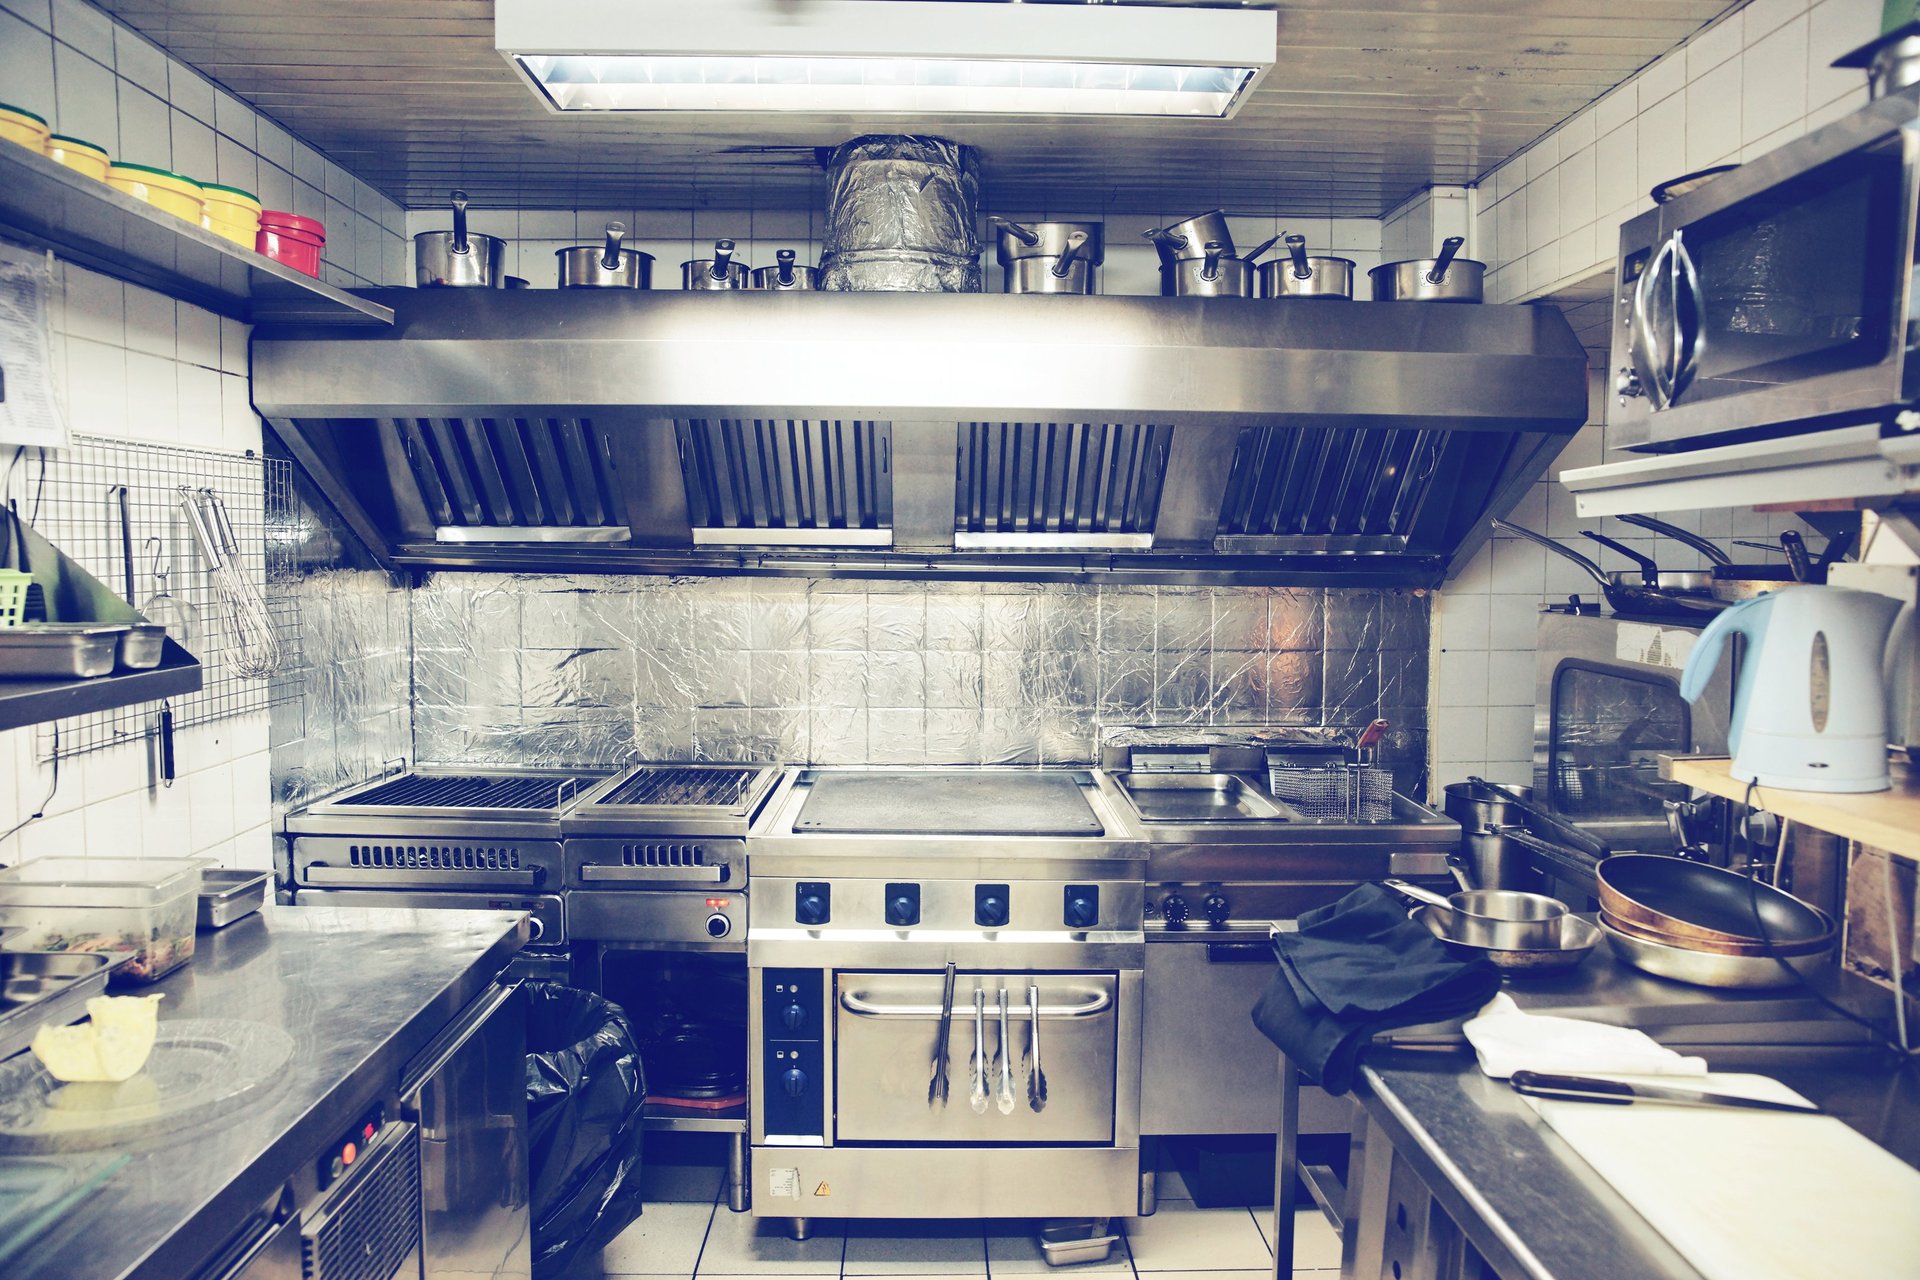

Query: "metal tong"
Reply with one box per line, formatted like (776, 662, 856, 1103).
(970, 986, 989, 1114)
(996, 988, 1016, 1115)
(928, 962, 956, 1109)
(1026, 984, 1048, 1112)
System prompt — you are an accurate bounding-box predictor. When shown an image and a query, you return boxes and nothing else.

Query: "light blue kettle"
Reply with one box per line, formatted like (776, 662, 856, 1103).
(1680, 585, 1901, 793)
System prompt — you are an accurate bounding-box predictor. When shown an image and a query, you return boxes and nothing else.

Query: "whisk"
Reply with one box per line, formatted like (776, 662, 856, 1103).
(179, 486, 279, 679)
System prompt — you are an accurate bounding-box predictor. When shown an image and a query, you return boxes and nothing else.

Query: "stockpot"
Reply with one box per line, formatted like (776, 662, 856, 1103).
(750, 249, 821, 291)
(1369, 235, 1485, 302)
(992, 218, 1105, 266)
(556, 221, 653, 288)
(682, 239, 749, 290)
(1004, 229, 1097, 294)
(1257, 235, 1356, 300)
(414, 190, 506, 288)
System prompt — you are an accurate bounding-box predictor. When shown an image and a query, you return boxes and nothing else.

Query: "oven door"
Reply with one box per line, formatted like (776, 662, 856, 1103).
(832, 971, 1117, 1145)
(1612, 104, 1920, 451)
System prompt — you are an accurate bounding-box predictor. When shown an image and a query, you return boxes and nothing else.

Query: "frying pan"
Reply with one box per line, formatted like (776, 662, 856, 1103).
(1491, 520, 1722, 621)
(1580, 531, 1715, 594)
(1598, 907, 1835, 957)
(1597, 918, 1828, 989)
(1412, 906, 1599, 976)
(1595, 853, 1836, 949)
(1620, 515, 1855, 598)
(1381, 879, 1568, 950)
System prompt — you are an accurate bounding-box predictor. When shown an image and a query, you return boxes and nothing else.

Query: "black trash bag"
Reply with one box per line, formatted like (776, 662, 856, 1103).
(524, 981, 648, 1277)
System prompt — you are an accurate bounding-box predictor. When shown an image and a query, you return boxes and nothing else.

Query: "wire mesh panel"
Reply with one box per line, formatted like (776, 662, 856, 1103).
(7, 435, 298, 759)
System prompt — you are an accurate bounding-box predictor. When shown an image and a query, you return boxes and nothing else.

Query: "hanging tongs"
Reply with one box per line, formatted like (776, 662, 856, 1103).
(969, 986, 989, 1114)
(600, 221, 628, 270)
(996, 987, 1016, 1115)
(707, 238, 737, 283)
(928, 962, 956, 1109)
(1026, 984, 1048, 1112)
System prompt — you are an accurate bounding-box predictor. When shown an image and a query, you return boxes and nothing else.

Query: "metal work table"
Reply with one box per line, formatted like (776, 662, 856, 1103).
(5, 904, 529, 1280)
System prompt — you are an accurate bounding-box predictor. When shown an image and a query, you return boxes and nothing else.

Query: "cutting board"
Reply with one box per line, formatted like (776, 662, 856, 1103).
(1528, 1073, 1920, 1280)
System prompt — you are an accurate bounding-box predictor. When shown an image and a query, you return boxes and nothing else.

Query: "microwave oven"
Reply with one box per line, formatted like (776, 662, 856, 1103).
(1607, 86, 1920, 452)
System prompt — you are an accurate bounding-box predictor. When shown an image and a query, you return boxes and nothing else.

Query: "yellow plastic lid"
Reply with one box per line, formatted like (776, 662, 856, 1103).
(47, 134, 108, 155)
(0, 103, 49, 126)
(108, 162, 203, 190)
(199, 182, 261, 209)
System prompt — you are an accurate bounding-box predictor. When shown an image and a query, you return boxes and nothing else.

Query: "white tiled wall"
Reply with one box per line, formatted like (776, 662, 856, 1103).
(1474, 0, 1883, 304)
(403, 205, 1385, 295)
(0, 0, 410, 869)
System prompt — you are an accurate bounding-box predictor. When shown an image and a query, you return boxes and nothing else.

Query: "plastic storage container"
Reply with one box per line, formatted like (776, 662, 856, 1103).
(0, 857, 202, 984)
(256, 211, 325, 278)
(106, 163, 205, 225)
(44, 134, 109, 182)
(0, 104, 49, 153)
(200, 183, 262, 248)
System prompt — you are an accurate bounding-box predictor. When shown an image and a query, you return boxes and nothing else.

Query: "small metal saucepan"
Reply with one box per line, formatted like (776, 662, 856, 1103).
(414, 189, 506, 288)
(992, 217, 1105, 266)
(1370, 235, 1485, 302)
(1005, 229, 1098, 294)
(751, 249, 821, 291)
(1144, 209, 1233, 264)
(556, 221, 653, 289)
(1160, 241, 1253, 297)
(682, 239, 748, 290)
(1258, 235, 1357, 300)
(1382, 878, 1568, 950)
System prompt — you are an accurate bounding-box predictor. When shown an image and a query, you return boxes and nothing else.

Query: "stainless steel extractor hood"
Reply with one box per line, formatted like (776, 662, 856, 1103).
(252, 290, 1589, 586)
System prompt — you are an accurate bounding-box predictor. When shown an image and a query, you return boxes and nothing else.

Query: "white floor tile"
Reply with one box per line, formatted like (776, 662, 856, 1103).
(642, 1161, 727, 1205)
(697, 1208, 845, 1275)
(1252, 1210, 1341, 1272)
(1122, 1201, 1271, 1272)
(843, 1222, 988, 1276)
(1121, 1272, 1265, 1279)
(600, 1199, 717, 1277)
(986, 1226, 1130, 1274)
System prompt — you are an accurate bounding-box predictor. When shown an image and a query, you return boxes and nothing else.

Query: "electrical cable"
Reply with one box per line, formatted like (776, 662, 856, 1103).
(0, 725, 59, 850)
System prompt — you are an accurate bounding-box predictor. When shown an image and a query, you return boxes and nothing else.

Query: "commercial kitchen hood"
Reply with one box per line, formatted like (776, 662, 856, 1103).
(251, 290, 1589, 586)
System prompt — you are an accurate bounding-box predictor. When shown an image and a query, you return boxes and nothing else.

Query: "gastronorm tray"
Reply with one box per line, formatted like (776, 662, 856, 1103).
(0, 625, 128, 679)
(197, 869, 269, 930)
(116, 623, 166, 671)
(0, 951, 115, 1063)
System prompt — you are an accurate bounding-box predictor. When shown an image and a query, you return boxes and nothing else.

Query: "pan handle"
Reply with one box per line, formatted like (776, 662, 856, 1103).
(1381, 878, 1453, 911)
(1617, 514, 1732, 566)
(1285, 234, 1312, 279)
(1495, 826, 1599, 885)
(1200, 241, 1224, 282)
(992, 216, 1041, 248)
(776, 248, 798, 286)
(710, 239, 736, 281)
(1466, 775, 1614, 862)
(1491, 519, 1609, 589)
(1052, 230, 1089, 278)
(1426, 235, 1464, 284)
(450, 189, 470, 254)
(1241, 234, 1280, 265)
(1582, 531, 1660, 587)
(601, 221, 627, 270)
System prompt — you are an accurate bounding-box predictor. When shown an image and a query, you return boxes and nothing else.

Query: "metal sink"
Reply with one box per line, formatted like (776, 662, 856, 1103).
(1115, 773, 1291, 823)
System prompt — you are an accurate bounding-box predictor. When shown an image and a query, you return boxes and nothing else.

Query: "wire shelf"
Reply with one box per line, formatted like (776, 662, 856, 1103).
(7, 435, 299, 760)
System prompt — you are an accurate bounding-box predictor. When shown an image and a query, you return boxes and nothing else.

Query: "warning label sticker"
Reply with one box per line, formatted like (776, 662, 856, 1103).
(769, 1168, 801, 1199)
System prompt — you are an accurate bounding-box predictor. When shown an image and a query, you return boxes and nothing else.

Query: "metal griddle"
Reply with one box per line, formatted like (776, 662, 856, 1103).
(794, 771, 1105, 836)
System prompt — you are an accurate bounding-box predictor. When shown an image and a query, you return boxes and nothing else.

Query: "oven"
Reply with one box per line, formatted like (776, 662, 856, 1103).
(1532, 610, 1736, 863)
(1608, 87, 1920, 452)
(745, 767, 1148, 1229)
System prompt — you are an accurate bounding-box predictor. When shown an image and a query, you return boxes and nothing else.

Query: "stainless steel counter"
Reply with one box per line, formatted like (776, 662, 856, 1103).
(4, 904, 529, 1280)
(1343, 987, 1920, 1280)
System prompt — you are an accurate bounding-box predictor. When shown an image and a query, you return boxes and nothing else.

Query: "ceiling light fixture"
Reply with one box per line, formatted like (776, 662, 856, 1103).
(497, 0, 1276, 119)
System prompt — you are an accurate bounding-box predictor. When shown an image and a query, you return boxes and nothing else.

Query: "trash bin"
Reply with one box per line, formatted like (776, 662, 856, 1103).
(524, 981, 648, 1277)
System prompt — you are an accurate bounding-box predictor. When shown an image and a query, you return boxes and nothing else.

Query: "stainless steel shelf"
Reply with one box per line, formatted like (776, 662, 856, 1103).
(0, 641, 201, 732)
(1561, 423, 1920, 516)
(643, 1106, 747, 1135)
(0, 145, 392, 328)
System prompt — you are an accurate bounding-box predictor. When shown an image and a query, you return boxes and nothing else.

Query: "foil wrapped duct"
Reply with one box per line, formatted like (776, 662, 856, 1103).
(820, 134, 983, 292)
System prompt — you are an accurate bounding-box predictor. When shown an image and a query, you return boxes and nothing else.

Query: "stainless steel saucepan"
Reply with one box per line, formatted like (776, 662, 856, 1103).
(1258, 235, 1356, 300)
(1160, 241, 1253, 297)
(1383, 878, 1569, 950)
(414, 189, 506, 288)
(751, 249, 821, 291)
(1144, 209, 1233, 264)
(682, 239, 748, 290)
(1005, 229, 1098, 294)
(1370, 235, 1485, 302)
(993, 217, 1105, 265)
(556, 221, 653, 289)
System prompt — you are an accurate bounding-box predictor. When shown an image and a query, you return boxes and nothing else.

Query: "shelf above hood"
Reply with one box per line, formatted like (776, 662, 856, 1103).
(253, 290, 1588, 586)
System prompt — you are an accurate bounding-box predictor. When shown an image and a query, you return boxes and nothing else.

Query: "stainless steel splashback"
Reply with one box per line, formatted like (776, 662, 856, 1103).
(254, 290, 1588, 584)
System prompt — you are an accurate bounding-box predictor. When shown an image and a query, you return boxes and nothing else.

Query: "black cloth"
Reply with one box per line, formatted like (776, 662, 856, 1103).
(1252, 884, 1501, 1096)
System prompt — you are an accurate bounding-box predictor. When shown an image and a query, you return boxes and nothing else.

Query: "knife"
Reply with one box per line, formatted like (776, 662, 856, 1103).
(1510, 1070, 1822, 1115)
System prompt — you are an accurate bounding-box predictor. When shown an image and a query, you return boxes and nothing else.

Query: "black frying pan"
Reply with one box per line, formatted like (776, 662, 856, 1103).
(1595, 854, 1835, 948)
(1490, 520, 1723, 621)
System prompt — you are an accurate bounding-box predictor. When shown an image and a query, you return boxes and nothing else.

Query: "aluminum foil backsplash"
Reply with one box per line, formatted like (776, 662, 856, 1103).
(267, 441, 410, 822)
(410, 577, 1429, 786)
(820, 134, 982, 292)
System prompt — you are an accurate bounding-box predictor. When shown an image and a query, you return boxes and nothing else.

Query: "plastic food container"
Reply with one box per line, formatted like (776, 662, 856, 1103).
(0, 857, 202, 984)
(106, 162, 205, 224)
(256, 210, 325, 278)
(0, 103, 49, 152)
(44, 134, 109, 182)
(200, 183, 261, 248)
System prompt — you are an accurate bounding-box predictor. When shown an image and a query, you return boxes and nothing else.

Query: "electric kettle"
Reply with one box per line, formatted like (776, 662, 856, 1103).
(1680, 585, 1903, 792)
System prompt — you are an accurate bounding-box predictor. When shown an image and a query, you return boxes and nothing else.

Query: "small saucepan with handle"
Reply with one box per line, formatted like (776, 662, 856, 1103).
(556, 221, 653, 288)
(1369, 235, 1484, 302)
(1258, 234, 1356, 300)
(1381, 878, 1568, 951)
(414, 189, 506, 288)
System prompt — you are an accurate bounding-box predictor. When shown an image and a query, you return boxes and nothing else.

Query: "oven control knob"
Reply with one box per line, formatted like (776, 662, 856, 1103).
(1203, 894, 1231, 926)
(976, 892, 1009, 929)
(1063, 886, 1099, 930)
(796, 882, 830, 926)
(782, 1002, 805, 1032)
(705, 912, 732, 939)
(782, 1067, 807, 1098)
(1161, 894, 1190, 925)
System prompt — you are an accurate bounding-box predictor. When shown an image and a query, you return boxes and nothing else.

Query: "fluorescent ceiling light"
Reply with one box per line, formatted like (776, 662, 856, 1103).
(497, 0, 1276, 119)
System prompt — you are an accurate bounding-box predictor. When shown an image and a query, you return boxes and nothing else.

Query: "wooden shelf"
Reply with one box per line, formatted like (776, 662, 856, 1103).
(0, 643, 201, 732)
(0, 145, 391, 328)
(1663, 754, 1920, 862)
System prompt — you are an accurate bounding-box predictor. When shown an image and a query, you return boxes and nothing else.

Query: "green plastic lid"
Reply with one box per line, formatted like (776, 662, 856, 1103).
(0, 103, 48, 126)
(47, 133, 106, 151)
(200, 182, 260, 204)
(107, 161, 201, 187)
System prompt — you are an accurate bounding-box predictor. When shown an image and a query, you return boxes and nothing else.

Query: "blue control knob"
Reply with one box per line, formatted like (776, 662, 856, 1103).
(797, 894, 828, 926)
(977, 897, 1008, 927)
(1065, 895, 1098, 929)
(782, 1067, 807, 1098)
(782, 1003, 805, 1032)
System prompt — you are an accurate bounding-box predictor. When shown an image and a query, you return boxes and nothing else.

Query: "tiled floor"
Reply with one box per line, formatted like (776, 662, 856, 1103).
(565, 1164, 1342, 1280)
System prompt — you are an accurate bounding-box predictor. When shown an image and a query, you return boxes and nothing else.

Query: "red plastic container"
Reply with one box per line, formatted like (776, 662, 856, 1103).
(256, 211, 325, 278)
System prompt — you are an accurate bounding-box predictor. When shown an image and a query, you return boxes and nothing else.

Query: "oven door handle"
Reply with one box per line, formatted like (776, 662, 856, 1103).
(302, 866, 542, 889)
(577, 864, 727, 883)
(839, 988, 1111, 1020)
(1204, 941, 1277, 963)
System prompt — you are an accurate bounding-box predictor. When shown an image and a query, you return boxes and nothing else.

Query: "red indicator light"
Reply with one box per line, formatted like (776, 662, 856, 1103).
(363, 1122, 376, 1140)
(706, 897, 731, 907)
(342, 1142, 357, 1166)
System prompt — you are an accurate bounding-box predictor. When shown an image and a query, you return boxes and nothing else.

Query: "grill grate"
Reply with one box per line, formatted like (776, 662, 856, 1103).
(955, 422, 1170, 540)
(595, 766, 764, 809)
(348, 843, 526, 870)
(338, 772, 591, 811)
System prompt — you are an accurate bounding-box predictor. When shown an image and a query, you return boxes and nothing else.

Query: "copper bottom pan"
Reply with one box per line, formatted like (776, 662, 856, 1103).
(1598, 909, 1834, 957)
(1596, 854, 1834, 949)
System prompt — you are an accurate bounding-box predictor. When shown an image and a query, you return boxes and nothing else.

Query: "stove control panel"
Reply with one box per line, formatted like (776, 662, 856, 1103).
(751, 877, 1144, 935)
(974, 883, 1010, 928)
(885, 882, 921, 927)
(795, 881, 831, 926)
(1064, 884, 1100, 929)
(760, 968, 825, 1140)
